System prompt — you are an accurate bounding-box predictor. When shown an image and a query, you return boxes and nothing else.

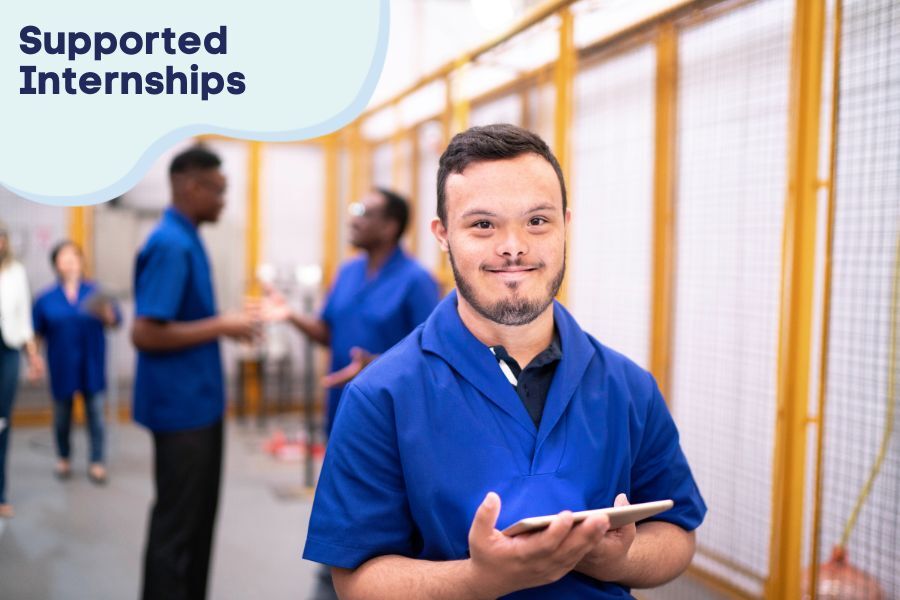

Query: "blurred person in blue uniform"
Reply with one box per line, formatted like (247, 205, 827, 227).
(264, 187, 439, 436)
(33, 240, 121, 484)
(131, 147, 259, 600)
(303, 125, 706, 599)
(0, 222, 44, 519)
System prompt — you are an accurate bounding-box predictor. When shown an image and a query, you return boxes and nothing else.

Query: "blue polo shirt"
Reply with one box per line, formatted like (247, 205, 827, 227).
(132, 207, 224, 433)
(303, 291, 706, 598)
(32, 280, 119, 402)
(320, 245, 438, 433)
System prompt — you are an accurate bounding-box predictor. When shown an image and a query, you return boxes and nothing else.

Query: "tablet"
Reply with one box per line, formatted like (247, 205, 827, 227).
(500, 499, 674, 537)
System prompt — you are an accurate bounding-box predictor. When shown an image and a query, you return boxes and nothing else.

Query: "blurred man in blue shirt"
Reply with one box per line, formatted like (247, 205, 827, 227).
(132, 146, 258, 600)
(304, 125, 706, 599)
(264, 187, 439, 436)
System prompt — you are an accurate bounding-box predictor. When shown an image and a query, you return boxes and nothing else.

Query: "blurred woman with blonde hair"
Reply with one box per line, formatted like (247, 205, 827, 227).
(0, 222, 45, 519)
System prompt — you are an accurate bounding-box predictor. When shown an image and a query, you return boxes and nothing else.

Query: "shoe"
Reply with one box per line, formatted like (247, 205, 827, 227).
(0, 504, 14, 519)
(54, 460, 72, 480)
(88, 464, 107, 485)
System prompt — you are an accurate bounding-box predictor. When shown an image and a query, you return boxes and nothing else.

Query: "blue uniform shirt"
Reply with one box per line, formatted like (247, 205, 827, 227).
(132, 207, 224, 433)
(320, 245, 439, 433)
(304, 291, 706, 599)
(32, 280, 119, 402)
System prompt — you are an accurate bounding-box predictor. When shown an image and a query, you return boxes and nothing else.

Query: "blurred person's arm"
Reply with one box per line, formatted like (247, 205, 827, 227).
(100, 297, 123, 328)
(133, 241, 259, 352)
(260, 286, 329, 345)
(22, 338, 44, 380)
(131, 312, 257, 352)
(320, 347, 374, 388)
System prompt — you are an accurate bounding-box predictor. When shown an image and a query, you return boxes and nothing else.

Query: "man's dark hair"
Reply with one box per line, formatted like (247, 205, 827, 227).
(169, 146, 221, 176)
(376, 187, 410, 242)
(436, 124, 567, 224)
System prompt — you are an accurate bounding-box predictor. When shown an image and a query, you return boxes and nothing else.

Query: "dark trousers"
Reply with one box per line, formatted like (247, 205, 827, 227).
(141, 420, 223, 600)
(0, 343, 20, 504)
(53, 392, 105, 463)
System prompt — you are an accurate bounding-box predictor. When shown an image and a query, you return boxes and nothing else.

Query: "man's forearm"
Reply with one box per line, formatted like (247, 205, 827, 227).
(288, 312, 330, 346)
(132, 316, 224, 351)
(333, 556, 493, 600)
(575, 522, 695, 589)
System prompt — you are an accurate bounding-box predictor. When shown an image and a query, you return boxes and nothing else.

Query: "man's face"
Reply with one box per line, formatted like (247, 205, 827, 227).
(349, 191, 395, 250)
(186, 168, 227, 223)
(433, 153, 569, 326)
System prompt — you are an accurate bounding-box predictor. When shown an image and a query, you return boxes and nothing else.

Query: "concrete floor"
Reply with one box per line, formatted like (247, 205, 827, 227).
(0, 418, 325, 600)
(0, 418, 726, 600)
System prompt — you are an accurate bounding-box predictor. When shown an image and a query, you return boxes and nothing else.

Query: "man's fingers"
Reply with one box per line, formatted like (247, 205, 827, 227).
(470, 492, 501, 541)
(614, 493, 629, 507)
(524, 511, 575, 557)
(321, 363, 361, 388)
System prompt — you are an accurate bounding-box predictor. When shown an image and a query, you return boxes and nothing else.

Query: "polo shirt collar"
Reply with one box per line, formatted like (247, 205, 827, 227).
(422, 290, 596, 447)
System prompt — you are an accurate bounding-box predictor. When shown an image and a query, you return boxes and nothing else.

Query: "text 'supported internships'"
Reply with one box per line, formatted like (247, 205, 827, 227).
(18, 26, 246, 101)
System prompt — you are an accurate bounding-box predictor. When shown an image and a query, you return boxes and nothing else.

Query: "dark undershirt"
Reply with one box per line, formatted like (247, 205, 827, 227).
(489, 329, 562, 426)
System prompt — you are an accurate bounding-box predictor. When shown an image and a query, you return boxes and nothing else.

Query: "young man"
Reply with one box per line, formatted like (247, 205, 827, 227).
(132, 147, 258, 600)
(303, 124, 706, 599)
(264, 187, 439, 435)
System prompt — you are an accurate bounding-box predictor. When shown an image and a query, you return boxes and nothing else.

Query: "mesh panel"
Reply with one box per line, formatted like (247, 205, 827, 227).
(816, 0, 900, 596)
(569, 44, 656, 368)
(671, 0, 794, 594)
(415, 121, 443, 274)
(371, 141, 393, 191)
(469, 92, 524, 127)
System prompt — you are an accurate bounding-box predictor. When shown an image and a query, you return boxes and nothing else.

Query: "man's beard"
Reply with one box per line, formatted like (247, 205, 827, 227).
(449, 246, 565, 326)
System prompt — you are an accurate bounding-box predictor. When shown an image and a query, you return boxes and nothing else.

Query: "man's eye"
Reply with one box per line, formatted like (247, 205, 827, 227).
(473, 221, 493, 230)
(529, 217, 548, 226)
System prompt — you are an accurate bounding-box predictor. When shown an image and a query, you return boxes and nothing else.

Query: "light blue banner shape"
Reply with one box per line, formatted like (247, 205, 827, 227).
(0, 0, 389, 206)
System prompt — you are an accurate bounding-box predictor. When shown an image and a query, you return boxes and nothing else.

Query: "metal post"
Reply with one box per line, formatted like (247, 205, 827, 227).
(302, 292, 316, 488)
(767, 0, 826, 597)
(650, 23, 678, 400)
(554, 7, 575, 304)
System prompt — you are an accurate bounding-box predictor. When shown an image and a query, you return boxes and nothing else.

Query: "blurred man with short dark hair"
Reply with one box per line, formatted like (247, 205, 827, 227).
(132, 146, 258, 600)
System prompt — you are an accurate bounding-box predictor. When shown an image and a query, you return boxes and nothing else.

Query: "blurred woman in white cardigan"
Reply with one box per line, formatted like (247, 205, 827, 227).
(0, 222, 44, 519)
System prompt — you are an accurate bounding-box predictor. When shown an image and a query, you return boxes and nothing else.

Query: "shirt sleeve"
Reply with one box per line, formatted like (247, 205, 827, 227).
(629, 376, 707, 531)
(404, 270, 440, 329)
(319, 269, 342, 328)
(16, 266, 34, 341)
(134, 242, 189, 321)
(303, 383, 417, 568)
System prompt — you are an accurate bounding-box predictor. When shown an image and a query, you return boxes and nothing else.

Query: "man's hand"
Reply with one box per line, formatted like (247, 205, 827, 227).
(574, 493, 637, 582)
(259, 285, 292, 322)
(465, 492, 611, 599)
(219, 307, 260, 343)
(321, 347, 375, 388)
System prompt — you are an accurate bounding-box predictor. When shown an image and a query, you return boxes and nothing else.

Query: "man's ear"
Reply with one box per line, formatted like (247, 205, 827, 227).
(431, 218, 450, 252)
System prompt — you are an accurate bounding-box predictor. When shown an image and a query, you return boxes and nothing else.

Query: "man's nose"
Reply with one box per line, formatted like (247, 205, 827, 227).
(496, 227, 528, 258)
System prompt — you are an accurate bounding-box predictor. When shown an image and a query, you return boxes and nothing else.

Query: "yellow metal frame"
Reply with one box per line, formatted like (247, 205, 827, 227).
(245, 141, 262, 297)
(322, 133, 341, 288)
(554, 7, 575, 304)
(649, 22, 679, 400)
(809, 0, 842, 595)
(67, 206, 94, 276)
(766, 0, 826, 598)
